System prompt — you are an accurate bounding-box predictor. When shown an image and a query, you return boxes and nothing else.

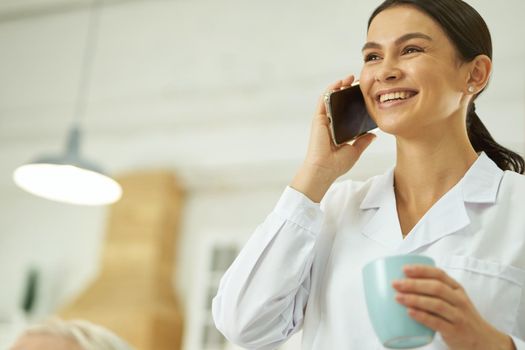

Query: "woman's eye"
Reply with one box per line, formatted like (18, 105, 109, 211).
(403, 46, 423, 55)
(364, 53, 381, 62)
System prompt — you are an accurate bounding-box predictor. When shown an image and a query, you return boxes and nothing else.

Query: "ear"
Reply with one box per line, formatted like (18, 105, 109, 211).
(466, 54, 492, 94)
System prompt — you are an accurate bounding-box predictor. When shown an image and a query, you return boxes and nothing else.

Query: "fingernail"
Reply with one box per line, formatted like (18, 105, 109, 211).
(392, 279, 402, 287)
(404, 265, 414, 272)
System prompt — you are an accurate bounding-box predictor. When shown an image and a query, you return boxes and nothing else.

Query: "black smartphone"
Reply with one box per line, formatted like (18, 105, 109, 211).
(324, 83, 377, 146)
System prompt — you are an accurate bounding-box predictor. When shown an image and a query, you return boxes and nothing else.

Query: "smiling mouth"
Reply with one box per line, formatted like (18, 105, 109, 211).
(377, 91, 418, 105)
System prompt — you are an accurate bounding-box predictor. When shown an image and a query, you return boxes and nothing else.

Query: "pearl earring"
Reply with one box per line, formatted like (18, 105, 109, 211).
(468, 85, 475, 93)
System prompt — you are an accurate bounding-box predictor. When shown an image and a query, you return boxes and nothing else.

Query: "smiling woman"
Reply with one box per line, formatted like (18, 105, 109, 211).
(212, 0, 525, 349)
(362, 0, 524, 173)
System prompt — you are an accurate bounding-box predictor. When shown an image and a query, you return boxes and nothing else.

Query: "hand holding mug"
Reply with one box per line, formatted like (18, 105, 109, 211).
(393, 265, 515, 350)
(363, 255, 436, 348)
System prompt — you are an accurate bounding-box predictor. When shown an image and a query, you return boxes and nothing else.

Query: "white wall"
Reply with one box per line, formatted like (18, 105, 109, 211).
(0, 0, 524, 348)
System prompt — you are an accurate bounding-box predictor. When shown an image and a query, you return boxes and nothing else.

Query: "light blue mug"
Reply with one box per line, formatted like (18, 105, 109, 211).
(362, 254, 436, 348)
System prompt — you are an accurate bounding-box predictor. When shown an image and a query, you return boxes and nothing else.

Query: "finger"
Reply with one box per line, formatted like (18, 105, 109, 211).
(316, 80, 344, 116)
(316, 93, 328, 116)
(329, 75, 356, 92)
(318, 75, 357, 114)
(347, 133, 376, 156)
(333, 133, 375, 166)
(310, 113, 331, 140)
(340, 74, 356, 89)
(396, 293, 458, 324)
(403, 265, 462, 290)
(407, 308, 455, 335)
(327, 79, 344, 92)
(392, 278, 461, 306)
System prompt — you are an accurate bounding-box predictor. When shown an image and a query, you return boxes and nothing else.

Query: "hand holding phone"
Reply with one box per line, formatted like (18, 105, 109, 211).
(291, 77, 377, 203)
(324, 83, 377, 146)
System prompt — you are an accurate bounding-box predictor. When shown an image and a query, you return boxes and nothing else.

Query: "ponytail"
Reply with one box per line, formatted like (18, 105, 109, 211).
(467, 103, 525, 174)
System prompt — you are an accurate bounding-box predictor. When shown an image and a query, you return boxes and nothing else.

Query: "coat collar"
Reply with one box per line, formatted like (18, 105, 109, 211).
(359, 153, 504, 252)
(460, 152, 504, 203)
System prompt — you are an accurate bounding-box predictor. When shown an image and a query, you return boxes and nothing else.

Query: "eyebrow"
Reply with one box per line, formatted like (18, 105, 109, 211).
(361, 32, 433, 52)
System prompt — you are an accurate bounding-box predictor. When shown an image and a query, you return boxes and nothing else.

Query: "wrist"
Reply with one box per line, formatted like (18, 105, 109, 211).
(290, 163, 338, 203)
(506, 335, 516, 350)
(501, 334, 516, 350)
(487, 326, 515, 350)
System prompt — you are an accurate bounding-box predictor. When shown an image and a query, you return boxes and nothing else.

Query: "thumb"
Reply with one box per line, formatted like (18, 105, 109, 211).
(350, 133, 377, 157)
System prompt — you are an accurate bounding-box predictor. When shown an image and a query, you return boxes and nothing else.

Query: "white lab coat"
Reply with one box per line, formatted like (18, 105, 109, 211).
(212, 153, 525, 349)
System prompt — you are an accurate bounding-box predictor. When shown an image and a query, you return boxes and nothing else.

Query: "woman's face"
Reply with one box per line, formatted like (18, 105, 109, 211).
(359, 5, 470, 138)
(10, 333, 83, 350)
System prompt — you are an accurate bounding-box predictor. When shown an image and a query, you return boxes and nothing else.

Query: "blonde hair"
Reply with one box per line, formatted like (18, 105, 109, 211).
(23, 318, 133, 350)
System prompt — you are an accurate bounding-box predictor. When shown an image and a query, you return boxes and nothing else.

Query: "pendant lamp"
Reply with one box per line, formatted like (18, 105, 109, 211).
(12, 0, 122, 206)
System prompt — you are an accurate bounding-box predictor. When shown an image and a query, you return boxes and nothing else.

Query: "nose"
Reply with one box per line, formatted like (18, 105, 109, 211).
(374, 59, 402, 82)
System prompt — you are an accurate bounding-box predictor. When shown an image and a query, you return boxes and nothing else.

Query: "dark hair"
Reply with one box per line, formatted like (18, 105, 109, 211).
(368, 0, 524, 174)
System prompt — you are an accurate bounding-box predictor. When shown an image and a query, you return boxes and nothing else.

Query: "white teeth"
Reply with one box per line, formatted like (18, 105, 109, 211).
(379, 91, 415, 103)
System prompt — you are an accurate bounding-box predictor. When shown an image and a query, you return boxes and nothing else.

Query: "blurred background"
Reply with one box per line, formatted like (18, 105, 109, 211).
(0, 0, 523, 349)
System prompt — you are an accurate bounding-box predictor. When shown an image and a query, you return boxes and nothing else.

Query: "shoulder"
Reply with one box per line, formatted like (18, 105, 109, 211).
(499, 170, 525, 197)
(494, 171, 525, 220)
(501, 170, 525, 183)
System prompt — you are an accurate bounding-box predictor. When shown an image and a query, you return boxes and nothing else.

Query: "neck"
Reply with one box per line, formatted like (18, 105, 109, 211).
(393, 123, 478, 208)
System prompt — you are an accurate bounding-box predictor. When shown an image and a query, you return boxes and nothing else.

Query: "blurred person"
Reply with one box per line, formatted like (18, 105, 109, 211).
(212, 0, 525, 349)
(9, 318, 134, 350)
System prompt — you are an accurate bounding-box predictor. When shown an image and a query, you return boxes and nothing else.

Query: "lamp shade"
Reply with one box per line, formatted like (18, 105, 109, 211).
(13, 127, 122, 206)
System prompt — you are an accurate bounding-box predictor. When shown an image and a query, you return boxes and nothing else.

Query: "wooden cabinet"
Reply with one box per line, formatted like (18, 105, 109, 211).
(59, 171, 184, 350)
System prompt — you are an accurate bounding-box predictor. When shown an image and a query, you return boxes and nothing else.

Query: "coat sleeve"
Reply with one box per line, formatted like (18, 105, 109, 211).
(511, 289, 525, 349)
(512, 337, 525, 349)
(212, 186, 324, 349)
